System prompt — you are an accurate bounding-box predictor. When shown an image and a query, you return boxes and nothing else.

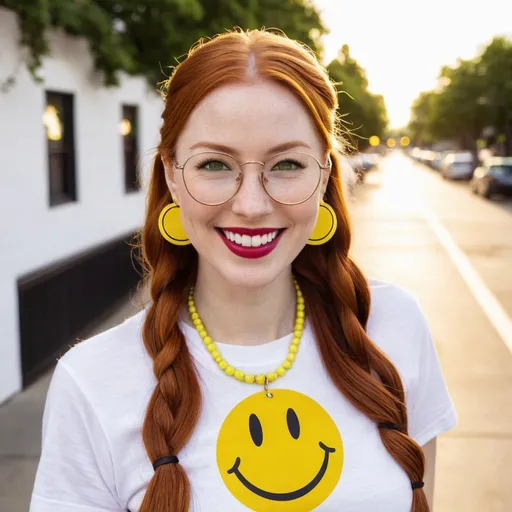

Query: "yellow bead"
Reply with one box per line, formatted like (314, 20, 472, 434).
(212, 350, 220, 359)
(215, 356, 222, 363)
(289, 344, 298, 353)
(297, 310, 305, 318)
(294, 323, 303, 332)
(234, 370, 245, 381)
(203, 336, 212, 345)
(292, 337, 301, 345)
(188, 300, 194, 307)
(255, 374, 266, 385)
(198, 330, 207, 338)
(193, 318, 202, 327)
(297, 296, 304, 304)
(287, 353, 296, 362)
(294, 330, 302, 338)
(297, 290, 303, 298)
(207, 343, 216, 352)
(191, 312, 199, 320)
(267, 372, 278, 382)
(283, 360, 292, 369)
(245, 374, 255, 384)
(189, 306, 196, 314)
(297, 303, 305, 311)
(219, 360, 228, 370)
(276, 366, 286, 376)
(225, 366, 235, 376)
(295, 316, 304, 324)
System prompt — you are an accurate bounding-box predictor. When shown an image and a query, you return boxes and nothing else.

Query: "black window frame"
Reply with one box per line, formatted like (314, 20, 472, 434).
(45, 91, 77, 207)
(121, 104, 140, 192)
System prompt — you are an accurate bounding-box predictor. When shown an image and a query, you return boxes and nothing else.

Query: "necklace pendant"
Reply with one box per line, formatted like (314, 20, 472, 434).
(264, 376, 273, 399)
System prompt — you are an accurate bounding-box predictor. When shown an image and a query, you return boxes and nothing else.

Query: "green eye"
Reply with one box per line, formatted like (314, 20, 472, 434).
(203, 160, 229, 171)
(271, 160, 301, 171)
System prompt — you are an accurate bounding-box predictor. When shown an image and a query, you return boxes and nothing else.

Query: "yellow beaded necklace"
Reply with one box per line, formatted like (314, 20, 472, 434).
(187, 277, 305, 390)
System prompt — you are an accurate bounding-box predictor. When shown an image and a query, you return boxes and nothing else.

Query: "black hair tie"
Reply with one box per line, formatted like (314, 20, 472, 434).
(153, 455, 179, 471)
(378, 422, 403, 432)
(411, 481, 425, 490)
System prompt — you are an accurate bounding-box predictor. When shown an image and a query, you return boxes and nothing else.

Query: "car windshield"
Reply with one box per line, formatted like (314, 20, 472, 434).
(490, 165, 512, 176)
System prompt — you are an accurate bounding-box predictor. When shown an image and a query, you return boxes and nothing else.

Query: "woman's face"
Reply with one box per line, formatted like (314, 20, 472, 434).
(164, 80, 330, 289)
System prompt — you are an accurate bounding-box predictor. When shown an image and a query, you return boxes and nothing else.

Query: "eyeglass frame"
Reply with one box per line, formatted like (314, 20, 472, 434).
(172, 150, 332, 206)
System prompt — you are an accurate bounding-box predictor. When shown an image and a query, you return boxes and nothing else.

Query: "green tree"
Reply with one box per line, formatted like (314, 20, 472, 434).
(408, 36, 512, 155)
(1, 0, 326, 88)
(327, 45, 388, 151)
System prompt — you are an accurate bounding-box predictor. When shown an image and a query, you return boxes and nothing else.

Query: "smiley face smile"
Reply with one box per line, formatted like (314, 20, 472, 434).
(227, 441, 336, 501)
(216, 389, 344, 511)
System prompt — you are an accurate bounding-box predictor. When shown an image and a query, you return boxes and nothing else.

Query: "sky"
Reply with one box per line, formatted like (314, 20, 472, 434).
(313, 0, 512, 128)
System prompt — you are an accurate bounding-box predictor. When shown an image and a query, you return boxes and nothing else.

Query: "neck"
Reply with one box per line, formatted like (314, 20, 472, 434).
(185, 265, 297, 346)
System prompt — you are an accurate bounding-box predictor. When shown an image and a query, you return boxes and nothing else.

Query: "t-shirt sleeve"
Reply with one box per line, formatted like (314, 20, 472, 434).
(406, 300, 457, 447)
(30, 360, 123, 512)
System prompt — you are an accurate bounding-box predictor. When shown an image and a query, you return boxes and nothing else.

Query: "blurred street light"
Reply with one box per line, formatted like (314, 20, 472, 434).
(387, 138, 396, 148)
(400, 136, 410, 147)
(369, 135, 380, 147)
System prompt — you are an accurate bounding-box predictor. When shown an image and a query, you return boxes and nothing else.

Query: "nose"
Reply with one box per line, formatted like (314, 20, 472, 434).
(230, 165, 273, 218)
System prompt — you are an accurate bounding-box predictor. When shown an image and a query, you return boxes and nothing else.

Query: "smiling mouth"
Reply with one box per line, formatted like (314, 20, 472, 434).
(226, 442, 335, 501)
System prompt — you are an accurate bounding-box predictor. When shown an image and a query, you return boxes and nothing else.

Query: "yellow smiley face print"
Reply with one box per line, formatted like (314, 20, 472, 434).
(216, 389, 344, 511)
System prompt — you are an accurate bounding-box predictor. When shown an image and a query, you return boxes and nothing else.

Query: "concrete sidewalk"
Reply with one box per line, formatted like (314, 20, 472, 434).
(0, 288, 148, 512)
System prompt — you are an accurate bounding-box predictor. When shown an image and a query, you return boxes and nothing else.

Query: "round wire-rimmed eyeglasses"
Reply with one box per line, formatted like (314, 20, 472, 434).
(173, 151, 331, 206)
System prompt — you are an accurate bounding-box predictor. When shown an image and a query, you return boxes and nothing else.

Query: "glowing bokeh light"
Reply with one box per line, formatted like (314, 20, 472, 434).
(400, 136, 410, 147)
(369, 135, 380, 147)
(43, 105, 62, 141)
(120, 119, 132, 136)
(387, 138, 396, 148)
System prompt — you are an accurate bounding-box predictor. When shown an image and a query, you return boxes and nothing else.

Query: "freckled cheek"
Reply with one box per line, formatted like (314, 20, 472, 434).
(286, 204, 318, 238)
(179, 200, 221, 239)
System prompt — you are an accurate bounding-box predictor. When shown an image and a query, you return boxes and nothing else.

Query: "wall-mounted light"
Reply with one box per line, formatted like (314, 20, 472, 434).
(120, 119, 132, 136)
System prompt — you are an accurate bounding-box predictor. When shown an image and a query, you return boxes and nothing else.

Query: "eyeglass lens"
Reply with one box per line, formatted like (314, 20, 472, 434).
(182, 152, 322, 205)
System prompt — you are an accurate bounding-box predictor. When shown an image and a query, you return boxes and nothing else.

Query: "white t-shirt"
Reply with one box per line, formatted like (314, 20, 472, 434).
(30, 279, 457, 512)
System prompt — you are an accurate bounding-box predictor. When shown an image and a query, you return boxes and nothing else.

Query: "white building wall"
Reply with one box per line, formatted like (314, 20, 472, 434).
(0, 8, 163, 403)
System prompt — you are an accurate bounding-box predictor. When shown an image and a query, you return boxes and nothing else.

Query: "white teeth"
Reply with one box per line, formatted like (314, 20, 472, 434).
(221, 230, 280, 247)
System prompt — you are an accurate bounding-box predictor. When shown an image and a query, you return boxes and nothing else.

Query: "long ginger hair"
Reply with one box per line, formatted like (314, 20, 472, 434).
(139, 29, 428, 512)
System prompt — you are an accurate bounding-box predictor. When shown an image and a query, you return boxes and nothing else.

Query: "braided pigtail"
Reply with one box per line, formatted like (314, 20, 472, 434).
(138, 155, 201, 512)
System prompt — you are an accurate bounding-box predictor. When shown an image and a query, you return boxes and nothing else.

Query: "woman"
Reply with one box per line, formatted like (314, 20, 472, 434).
(31, 30, 456, 512)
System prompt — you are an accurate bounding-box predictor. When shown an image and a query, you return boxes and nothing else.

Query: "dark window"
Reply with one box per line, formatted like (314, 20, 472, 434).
(121, 105, 140, 192)
(44, 92, 77, 206)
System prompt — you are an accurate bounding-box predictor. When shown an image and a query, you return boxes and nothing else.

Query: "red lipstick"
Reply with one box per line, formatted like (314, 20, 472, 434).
(216, 227, 284, 259)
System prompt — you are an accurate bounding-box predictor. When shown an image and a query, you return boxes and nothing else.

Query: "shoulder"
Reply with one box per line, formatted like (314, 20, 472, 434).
(367, 277, 427, 334)
(55, 309, 152, 401)
(366, 278, 430, 371)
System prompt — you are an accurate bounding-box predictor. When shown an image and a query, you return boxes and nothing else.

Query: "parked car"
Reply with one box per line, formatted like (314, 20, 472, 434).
(348, 152, 380, 182)
(470, 157, 512, 198)
(440, 152, 475, 180)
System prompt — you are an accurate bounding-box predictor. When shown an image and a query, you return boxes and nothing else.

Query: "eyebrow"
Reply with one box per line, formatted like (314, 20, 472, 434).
(188, 140, 312, 157)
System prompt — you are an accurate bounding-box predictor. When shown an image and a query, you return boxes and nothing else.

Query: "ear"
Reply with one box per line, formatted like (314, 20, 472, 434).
(161, 152, 181, 205)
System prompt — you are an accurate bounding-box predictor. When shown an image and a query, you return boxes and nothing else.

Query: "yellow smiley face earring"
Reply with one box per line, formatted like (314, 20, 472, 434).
(307, 200, 337, 245)
(158, 202, 191, 245)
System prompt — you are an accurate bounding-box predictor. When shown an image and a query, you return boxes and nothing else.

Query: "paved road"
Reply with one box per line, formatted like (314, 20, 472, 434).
(1, 151, 511, 511)
(349, 151, 512, 512)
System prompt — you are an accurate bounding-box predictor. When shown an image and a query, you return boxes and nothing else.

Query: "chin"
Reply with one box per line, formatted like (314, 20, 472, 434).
(217, 264, 289, 290)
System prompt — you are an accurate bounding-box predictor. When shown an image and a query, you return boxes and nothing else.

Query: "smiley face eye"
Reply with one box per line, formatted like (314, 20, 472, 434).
(249, 413, 263, 447)
(287, 408, 300, 439)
